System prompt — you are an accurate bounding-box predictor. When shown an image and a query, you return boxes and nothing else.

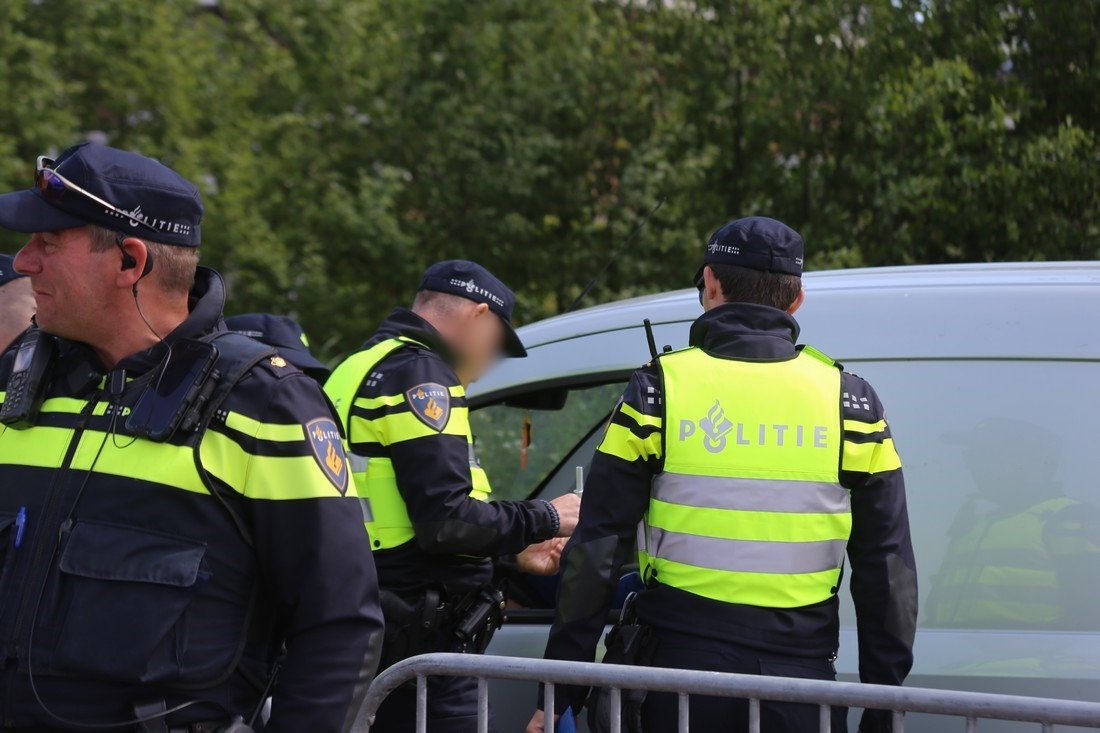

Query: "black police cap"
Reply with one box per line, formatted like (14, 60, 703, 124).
(224, 313, 330, 381)
(418, 260, 527, 358)
(0, 254, 26, 287)
(0, 142, 203, 247)
(694, 216, 805, 286)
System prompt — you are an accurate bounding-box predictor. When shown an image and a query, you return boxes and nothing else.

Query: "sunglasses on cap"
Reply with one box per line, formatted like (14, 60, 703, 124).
(35, 156, 150, 233)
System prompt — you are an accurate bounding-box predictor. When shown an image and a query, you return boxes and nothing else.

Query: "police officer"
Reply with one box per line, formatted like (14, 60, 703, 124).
(225, 313, 331, 382)
(0, 253, 34, 352)
(926, 418, 1100, 630)
(0, 142, 383, 732)
(325, 260, 581, 732)
(528, 217, 918, 733)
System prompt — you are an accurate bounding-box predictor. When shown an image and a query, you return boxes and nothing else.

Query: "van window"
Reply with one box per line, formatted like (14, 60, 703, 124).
(471, 382, 626, 502)
(837, 360, 1100, 632)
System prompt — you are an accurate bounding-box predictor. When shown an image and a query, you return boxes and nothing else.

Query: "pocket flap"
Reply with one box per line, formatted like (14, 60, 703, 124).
(59, 521, 206, 588)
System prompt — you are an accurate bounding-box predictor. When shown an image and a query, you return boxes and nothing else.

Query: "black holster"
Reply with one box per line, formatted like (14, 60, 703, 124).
(586, 593, 654, 733)
(379, 588, 446, 670)
(379, 584, 505, 671)
(450, 584, 505, 654)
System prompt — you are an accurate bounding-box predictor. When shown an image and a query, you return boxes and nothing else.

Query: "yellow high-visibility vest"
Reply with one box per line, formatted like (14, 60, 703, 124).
(642, 345, 851, 608)
(324, 337, 491, 551)
(926, 496, 1081, 628)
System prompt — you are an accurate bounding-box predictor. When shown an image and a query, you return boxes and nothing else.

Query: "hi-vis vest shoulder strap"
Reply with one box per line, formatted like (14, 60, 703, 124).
(325, 337, 420, 436)
(323, 337, 491, 551)
(643, 345, 851, 609)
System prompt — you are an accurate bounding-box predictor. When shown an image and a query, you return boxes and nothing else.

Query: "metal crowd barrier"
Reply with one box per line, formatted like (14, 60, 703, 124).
(358, 653, 1100, 733)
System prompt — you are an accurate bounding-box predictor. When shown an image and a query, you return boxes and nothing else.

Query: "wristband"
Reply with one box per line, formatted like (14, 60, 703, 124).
(541, 499, 560, 536)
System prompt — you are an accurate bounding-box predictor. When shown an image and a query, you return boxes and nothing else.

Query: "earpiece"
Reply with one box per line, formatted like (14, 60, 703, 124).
(115, 232, 154, 279)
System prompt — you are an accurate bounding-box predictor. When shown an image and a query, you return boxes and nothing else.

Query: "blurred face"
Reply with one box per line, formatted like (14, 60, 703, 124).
(13, 226, 117, 341)
(453, 303, 505, 385)
(0, 277, 36, 352)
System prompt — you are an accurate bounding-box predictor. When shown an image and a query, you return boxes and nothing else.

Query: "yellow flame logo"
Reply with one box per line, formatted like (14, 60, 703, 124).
(325, 441, 344, 477)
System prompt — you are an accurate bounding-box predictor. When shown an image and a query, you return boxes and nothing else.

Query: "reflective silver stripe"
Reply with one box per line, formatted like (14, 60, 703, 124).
(348, 453, 369, 473)
(359, 497, 375, 523)
(647, 526, 846, 575)
(652, 473, 849, 515)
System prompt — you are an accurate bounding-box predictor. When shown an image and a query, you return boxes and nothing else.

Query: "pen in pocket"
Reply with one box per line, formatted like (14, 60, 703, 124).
(14, 506, 26, 548)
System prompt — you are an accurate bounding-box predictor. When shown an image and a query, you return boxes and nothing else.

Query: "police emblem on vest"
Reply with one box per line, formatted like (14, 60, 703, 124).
(405, 382, 450, 431)
(306, 417, 348, 493)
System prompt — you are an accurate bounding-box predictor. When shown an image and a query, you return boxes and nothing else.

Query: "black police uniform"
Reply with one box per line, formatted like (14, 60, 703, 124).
(540, 219, 918, 733)
(0, 142, 383, 732)
(0, 268, 383, 732)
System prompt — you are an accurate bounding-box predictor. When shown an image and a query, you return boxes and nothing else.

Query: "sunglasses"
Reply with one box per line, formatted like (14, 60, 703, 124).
(35, 156, 147, 230)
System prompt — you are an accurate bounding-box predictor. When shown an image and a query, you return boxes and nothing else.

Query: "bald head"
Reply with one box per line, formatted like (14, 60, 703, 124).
(0, 276, 35, 353)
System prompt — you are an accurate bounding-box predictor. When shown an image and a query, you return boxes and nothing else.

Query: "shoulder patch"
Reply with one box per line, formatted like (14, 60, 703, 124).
(405, 382, 451, 432)
(305, 417, 349, 494)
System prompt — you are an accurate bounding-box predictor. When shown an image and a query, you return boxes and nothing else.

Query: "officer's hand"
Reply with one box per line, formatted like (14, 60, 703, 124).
(526, 709, 560, 733)
(550, 492, 581, 537)
(517, 537, 566, 575)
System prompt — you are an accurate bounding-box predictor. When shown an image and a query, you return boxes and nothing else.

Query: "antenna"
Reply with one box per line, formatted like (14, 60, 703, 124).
(643, 318, 658, 360)
(564, 197, 665, 313)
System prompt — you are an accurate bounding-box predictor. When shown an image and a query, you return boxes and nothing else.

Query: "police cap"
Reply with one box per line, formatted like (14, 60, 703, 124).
(0, 254, 26, 287)
(418, 259, 527, 358)
(0, 142, 203, 246)
(694, 216, 804, 287)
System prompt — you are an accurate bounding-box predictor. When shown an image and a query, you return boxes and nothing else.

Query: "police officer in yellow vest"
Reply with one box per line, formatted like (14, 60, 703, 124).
(528, 217, 918, 733)
(0, 143, 383, 732)
(926, 418, 1100, 630)
(325, 260, 580, 733)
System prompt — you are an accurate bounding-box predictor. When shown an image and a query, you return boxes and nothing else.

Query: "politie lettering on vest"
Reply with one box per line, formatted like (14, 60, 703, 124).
(679, 400, 829, 453)
(0, 142, 383, 733)
(530, 216, 917, 733)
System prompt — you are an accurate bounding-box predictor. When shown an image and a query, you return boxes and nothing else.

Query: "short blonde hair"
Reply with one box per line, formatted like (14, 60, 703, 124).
(88, 224, 199, 294)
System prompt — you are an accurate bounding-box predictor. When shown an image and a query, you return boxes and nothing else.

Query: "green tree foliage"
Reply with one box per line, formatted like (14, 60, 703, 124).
(0, 0, 1096, 358)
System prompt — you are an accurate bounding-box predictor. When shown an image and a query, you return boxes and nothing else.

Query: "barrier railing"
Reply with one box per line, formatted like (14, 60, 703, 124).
(359, 653, 1100, 733)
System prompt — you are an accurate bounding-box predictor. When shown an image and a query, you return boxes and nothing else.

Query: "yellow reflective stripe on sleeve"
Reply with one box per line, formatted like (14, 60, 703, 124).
(353, 406, 470, 445)
(619, 402, 661, 429)
(598, 421, 662, 462)
(354, 386, 464, 413)
(842, 437, 902, 474)
(354, 393, 406, 410)
(843, 419, 887, 434)
(199, 429, 342, 500)
(223, 410, 306, 442)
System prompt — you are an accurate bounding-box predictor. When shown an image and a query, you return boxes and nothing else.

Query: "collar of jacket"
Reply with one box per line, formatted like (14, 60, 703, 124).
(688, 302, 801, 361)
(366, 307, 459, 368)
(113, 265, 226, 375)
